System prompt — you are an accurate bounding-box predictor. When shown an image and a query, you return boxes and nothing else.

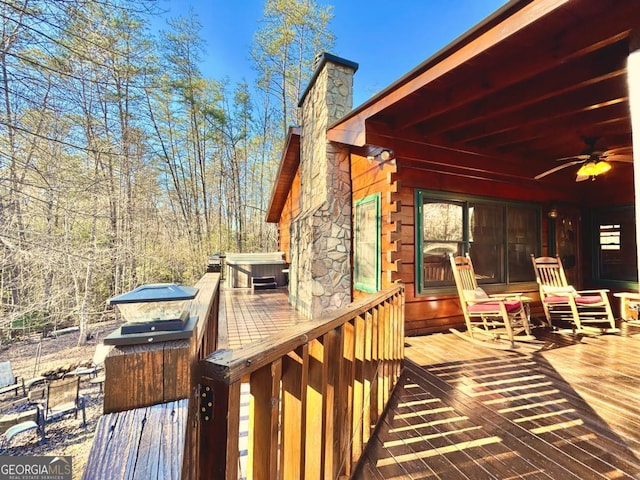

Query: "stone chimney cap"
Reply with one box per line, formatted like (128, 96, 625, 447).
(299, 52, 359, 107)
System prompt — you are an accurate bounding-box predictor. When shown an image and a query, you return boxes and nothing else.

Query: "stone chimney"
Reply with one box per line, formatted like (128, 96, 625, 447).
(288, 53, 358, 318)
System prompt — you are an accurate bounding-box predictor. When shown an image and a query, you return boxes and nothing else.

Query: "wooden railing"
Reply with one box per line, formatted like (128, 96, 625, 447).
(83, 273, 221, 480)
(197, 284, 405, 479)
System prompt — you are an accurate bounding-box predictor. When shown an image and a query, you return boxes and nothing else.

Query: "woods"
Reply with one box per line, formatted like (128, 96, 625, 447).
(0, 0, 334, 343)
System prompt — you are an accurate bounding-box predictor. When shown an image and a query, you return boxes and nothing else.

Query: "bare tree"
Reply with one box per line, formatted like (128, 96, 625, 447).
(252, 0, 334, 136)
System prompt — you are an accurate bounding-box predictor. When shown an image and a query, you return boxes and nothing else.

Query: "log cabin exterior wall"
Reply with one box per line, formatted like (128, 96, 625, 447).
(351, 153, 400, 301)
(387, 159, 576, 336)
(277, 167, 301, 264)
(384, 158, 636, 335)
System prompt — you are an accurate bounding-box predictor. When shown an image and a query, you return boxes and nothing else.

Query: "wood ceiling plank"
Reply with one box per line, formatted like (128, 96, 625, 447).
(445, 76, 628, 144)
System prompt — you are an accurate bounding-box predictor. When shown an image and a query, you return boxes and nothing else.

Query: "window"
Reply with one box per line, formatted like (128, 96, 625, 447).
(354, 194, 381, 293)
(600, 224, 621, 250)
(416, 190, 540, 292)
(593, 206, 637, 283)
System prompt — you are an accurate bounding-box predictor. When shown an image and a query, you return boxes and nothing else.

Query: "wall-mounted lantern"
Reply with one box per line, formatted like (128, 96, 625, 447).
(104, 283, 198, 346)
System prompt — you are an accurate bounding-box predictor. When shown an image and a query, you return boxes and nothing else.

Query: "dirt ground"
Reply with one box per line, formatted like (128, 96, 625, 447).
(0, 320, 119, 479)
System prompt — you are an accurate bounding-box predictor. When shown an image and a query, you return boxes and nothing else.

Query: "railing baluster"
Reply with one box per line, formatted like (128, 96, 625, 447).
(323, 329, 340, 479)
(374, 304, 384, 421)
(281, 348, 304, 479)
(352, 314, 365, 464)
(340, 320, 355, 477)
(306, 336, 328, 479)
(249, 360, 281, 479)
(382, 300, 391, 407)
(363, 310, 373, 444)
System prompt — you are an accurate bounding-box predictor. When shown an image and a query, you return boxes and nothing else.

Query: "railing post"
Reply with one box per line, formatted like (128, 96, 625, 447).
(83, 274, 220, 480)
(199, 376, 241, 480)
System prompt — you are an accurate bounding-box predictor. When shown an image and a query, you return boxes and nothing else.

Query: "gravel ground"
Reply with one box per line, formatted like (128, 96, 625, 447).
(0, 321, 119, 479)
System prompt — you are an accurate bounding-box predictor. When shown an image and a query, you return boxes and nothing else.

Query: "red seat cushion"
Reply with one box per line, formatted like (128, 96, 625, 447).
(468, 300, 522, 313)
(544, 295, 603, 305)
(575, 295, 603, 305)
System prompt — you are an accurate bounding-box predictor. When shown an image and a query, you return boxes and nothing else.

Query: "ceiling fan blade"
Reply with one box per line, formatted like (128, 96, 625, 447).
(535, 160, 583, 180)
(603, 147, 632, 156)
(554, 154, 590, 162)
(604, 154, 633, 163)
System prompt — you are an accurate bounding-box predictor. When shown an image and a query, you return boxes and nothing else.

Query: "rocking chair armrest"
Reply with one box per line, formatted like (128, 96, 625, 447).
(466, 297, 509, 304)
(488, 293, 523, 299)
(576, 289, 610, 294)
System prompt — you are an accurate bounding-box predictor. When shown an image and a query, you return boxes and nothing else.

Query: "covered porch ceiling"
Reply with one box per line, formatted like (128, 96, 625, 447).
(328, 0, 640, 188)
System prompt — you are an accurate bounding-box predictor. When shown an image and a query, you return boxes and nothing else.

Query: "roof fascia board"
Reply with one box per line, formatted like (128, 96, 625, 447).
(266, 126, 301, 223)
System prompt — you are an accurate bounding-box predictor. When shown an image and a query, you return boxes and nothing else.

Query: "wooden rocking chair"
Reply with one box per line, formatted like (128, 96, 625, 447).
(449, 254, 535, 349)
(531, 255, 617, 334)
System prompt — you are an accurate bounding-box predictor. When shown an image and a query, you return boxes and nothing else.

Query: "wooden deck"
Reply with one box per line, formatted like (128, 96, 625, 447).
(218, 286, 307, 349)
(355, 326, 640, 479)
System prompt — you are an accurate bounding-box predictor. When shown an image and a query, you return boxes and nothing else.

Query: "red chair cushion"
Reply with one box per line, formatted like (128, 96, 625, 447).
(544, 295, 603, 305)
(468, 300, 522, 313)
(575, 295, 603, 305)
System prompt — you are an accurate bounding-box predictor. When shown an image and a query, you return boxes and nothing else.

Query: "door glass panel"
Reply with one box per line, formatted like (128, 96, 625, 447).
(508, 206, 538, 282)
(469, 203, 504, 283)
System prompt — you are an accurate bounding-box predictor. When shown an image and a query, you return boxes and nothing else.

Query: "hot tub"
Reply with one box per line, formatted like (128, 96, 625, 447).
(224, 252, 287, 288)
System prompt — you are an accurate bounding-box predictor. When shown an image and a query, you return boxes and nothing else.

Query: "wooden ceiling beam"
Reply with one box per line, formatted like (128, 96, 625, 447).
(446, 76, 628, 144)
(467, 101, 630, 155)
(414, 46, 627, 137)
(364, 126, 548, 182)
(393, 1, 640, 131)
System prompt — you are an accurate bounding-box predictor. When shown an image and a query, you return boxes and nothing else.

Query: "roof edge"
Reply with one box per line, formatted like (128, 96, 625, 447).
(266, 126, 302, 223)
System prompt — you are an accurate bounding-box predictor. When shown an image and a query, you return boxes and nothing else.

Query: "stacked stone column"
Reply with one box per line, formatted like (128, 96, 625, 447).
(289, 54, 358, 318)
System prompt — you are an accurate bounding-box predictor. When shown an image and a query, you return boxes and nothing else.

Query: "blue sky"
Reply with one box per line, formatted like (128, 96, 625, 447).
(154, 0, 508, 107)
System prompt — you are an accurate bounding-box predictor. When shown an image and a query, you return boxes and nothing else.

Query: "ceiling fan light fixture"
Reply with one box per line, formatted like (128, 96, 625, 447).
(594, 160, 612, 175)
(576, 161, 596, 177)
(576, 160, 611, 179)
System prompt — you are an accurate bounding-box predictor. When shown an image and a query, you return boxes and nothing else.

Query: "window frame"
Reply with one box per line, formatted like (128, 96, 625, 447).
(354, 193, 381, 293)
(415, 189, 542, 294)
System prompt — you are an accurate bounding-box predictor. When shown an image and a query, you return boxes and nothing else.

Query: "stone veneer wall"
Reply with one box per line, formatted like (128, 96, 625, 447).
(289, 56, 356, 318)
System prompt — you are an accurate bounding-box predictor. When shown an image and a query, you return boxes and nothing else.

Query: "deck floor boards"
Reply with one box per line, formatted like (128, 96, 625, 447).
(221, 287, 306, 349)
(356, 327, 640, 479)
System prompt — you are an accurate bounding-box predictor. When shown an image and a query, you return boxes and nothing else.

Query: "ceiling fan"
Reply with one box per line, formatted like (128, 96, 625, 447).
(534, 138, 633, 182)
